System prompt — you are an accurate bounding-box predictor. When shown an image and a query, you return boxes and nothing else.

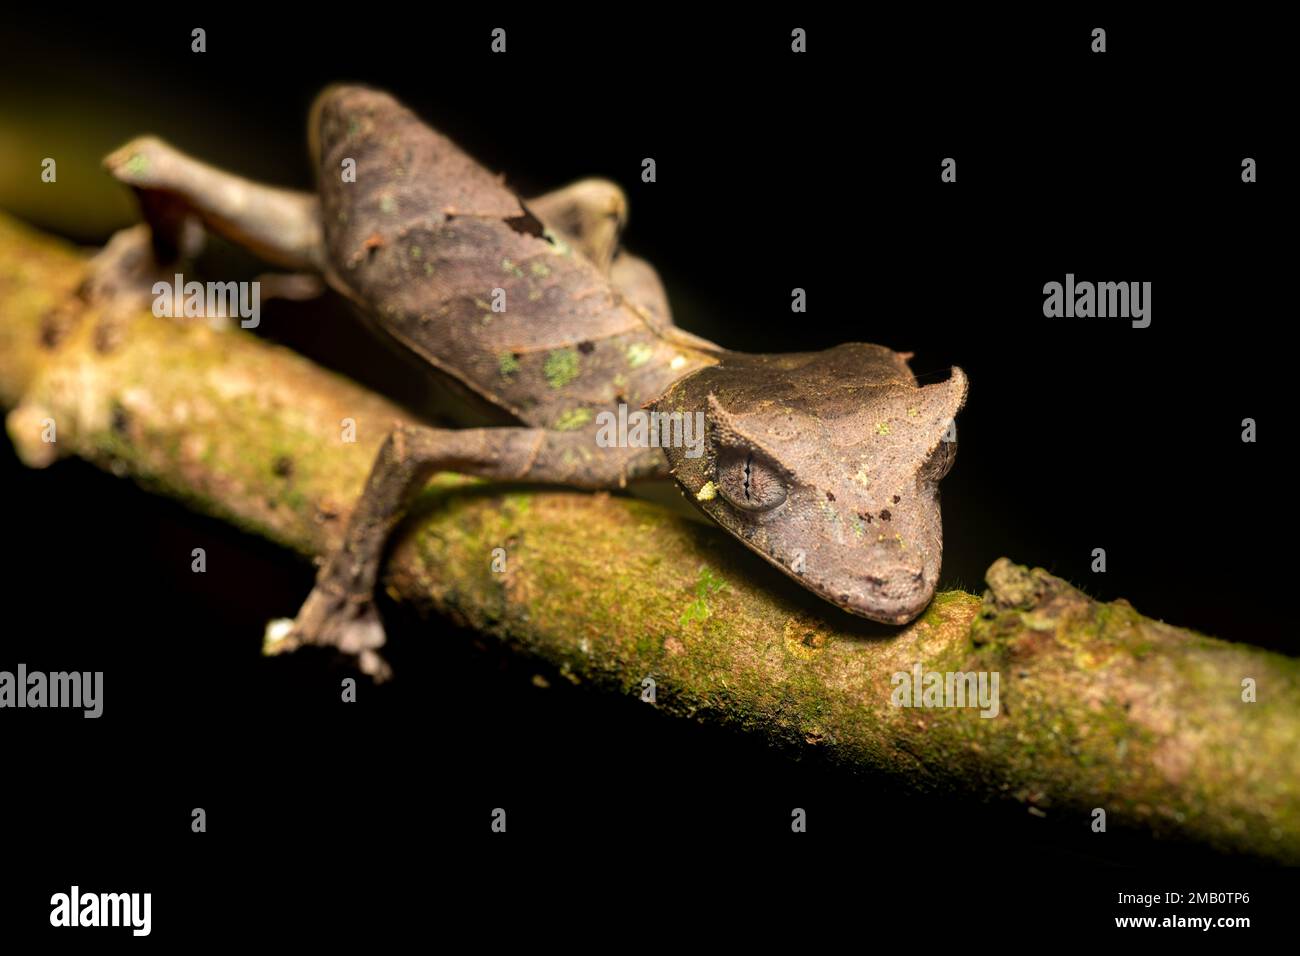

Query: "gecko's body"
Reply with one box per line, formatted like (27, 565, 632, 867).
(97, 86, 967, 677)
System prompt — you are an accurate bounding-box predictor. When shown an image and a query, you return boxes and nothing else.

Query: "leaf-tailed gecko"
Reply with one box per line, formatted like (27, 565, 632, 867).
(91, 85, 967, 678)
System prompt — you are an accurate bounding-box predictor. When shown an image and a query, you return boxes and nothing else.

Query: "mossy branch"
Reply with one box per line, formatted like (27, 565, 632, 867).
(2, 212, 1296, 862)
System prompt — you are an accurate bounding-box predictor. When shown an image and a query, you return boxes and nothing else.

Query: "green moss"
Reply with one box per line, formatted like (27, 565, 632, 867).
(677, 566, 727, 626)
(636, 632, 663, 657)
(695, 564, 727, 596)
(679, 598, 710, 626)
(502, 493, 532, 517)
(544, 348, 581, 389)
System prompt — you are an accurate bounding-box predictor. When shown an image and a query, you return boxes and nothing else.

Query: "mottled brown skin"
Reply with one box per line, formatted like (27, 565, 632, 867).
(96, 85, 967, 677)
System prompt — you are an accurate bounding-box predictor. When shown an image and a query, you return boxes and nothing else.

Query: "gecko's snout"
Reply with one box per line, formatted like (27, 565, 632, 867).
(852, 561, 933, 624)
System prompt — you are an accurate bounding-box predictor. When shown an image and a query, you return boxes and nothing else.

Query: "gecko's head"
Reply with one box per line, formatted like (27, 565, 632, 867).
(649, 343, 967, 624)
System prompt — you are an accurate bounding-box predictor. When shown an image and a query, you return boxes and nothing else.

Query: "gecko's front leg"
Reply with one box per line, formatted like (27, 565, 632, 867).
(266, 423, 663, 680)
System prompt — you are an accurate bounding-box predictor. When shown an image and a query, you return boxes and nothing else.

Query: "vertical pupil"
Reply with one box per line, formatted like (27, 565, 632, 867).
(743, 453, 753, 500)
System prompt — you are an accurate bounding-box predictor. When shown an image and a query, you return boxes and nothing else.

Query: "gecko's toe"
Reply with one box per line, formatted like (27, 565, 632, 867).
(264, 583, 392, 682)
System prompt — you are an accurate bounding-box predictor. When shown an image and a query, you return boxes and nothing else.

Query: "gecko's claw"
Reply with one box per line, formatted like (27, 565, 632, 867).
(264, 582, 392, 682)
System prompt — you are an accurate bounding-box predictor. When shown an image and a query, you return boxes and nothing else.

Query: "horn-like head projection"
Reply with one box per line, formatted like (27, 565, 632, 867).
(648, 343, 967, 624)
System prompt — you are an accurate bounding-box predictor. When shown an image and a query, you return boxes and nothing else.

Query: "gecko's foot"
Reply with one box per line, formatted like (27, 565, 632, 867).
(264, 581, 392, 682)
(83, 222, 203, 329)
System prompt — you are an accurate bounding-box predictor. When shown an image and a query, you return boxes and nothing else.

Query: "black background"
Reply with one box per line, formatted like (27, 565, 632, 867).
(1, 7, 1293, 941)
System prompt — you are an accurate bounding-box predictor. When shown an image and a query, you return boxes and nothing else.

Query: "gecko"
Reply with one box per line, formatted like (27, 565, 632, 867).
(89, 85, 968, 679)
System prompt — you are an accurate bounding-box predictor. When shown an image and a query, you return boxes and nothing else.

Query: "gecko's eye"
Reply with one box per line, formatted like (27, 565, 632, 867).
(919, 434, 958, 482)
(715, 447, 788, 512)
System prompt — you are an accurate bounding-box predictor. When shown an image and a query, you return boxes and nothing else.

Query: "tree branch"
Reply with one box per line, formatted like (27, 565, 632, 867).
(2, 212, 1296, 862)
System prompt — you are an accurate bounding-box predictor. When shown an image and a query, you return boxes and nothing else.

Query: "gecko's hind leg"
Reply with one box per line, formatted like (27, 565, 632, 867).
(88, 137, 326, 321)
(265, 423, 662, 680)
(103, 136, 325, 271)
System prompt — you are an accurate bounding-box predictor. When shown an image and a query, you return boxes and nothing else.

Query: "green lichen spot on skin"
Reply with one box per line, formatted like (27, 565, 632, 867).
(124, 153, 150, 177)
(502, 258, 525, 279)
(410, 246, 423, 259)
(528, 289, 543, 302)
(626, 343, 653, 368)
(544, 349, 580, 389)
(380, 195, 397, 214)
(876, 422, 891, 436)
(530, 261, 551, 278)
(424, 263, 434, 276)
(554, 407, 593, 431)
(498, 351, 520, 378)
(696, 480, 717, 501)
(907, 407, 920, 418)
